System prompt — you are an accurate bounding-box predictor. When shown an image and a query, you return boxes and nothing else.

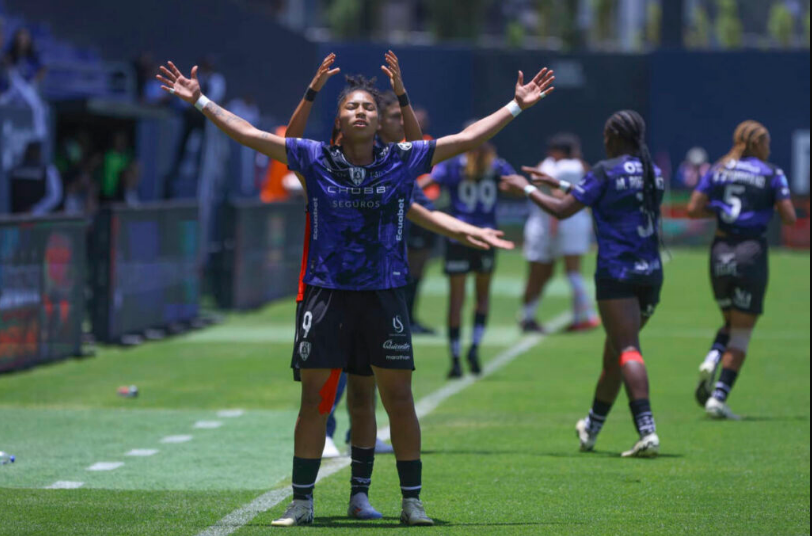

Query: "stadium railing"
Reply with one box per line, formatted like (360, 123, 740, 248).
(0, 213, 87, 373)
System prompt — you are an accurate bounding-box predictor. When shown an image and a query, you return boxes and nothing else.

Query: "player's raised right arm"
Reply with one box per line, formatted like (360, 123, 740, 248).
(157, 61, 288, 164)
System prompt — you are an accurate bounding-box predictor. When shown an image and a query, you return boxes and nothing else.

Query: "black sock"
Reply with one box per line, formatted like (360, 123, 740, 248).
(292, 457, 321, 501)
(350, 446, 375, 498)
(711, 328, 731, 354)
(713, 368, 739, 402)
(472, 312, 487, 349)
(397, 460, 422, 499)
(629, 399, 657, 437)
(586, 398, 613, 435)
(405, 278, 418, 323)
(449, 327, 461, 361)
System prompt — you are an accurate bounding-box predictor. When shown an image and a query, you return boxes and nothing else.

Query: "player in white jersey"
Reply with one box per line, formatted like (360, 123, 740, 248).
(520, 134, 600, 333)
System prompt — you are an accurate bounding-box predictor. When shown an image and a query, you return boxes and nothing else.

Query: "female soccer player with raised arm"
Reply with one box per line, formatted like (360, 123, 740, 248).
(420, 134, 515, 379)
(502, 111, 665, 458)
(687, 121, 796, 420)
(157, 58, 553, 526)
(285, 52, 514, 521)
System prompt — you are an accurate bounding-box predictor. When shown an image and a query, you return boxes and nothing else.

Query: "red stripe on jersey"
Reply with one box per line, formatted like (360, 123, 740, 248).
(296, 213, 311, 303)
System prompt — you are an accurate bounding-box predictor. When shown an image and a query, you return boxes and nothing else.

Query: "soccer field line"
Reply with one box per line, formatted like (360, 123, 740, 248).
(194, 311, 572, 536)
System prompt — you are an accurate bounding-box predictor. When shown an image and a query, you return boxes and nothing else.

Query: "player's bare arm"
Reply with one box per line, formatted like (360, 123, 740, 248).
(776, 198, 798, 226)
(287, 53, 341, 139)
(432, 68, 555, 166)
(407, 204, 514, 251)
(686, 191, 715, 219)
(382, 51, 423, 142)
(500, 171, 584, 220)
(157, 61, 288, 163)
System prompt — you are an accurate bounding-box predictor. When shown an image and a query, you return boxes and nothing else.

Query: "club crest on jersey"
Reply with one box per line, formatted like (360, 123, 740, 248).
(349, 167, 366, 186)
(398, 142, 413, 151)
(299, 342, 312, 361)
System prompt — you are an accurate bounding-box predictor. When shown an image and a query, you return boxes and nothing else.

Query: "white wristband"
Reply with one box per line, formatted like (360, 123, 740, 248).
(506, 100, 522, 118)
(523, 184, 538, 197)
(195, 95, 211, 112)
(559, 180, 572, 193)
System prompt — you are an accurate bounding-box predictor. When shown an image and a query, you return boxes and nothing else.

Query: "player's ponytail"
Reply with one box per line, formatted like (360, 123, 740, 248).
(718, 120, 769, 167)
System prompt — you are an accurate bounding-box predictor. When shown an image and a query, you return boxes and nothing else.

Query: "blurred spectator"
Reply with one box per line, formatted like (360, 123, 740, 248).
(0, 19, 9, 101)
(134, 51, 170, 106)
(675, 147, 711, 190)
(4, 28, 46, 84)
(57, 130, 101, 216)
(10, 141, 63, 215)
(260, 125, 292, 203)
(115, 161, 141, 207)
(101, 132, 133, 202)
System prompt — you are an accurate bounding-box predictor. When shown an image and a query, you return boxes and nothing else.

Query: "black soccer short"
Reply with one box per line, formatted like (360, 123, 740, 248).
(292, 285, 415, 379)
(407, 224, 438, 251)
(595, 277, 663, 318)
(444, 240, 496, 275)
(710, 236, 769, 316)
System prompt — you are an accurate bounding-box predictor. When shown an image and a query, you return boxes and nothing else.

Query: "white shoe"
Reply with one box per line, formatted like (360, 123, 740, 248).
(400, 498, 434, 526)
(695, 358, 719, 407)
(621, 433, 660, 458)
(322, 437, 341, 459)
(706, 397, 742, 421)
(348, 493, 383, 520)
(576, 419, 598, 452)
(271, 499, 314, 527)
(374, 437, 394, 455)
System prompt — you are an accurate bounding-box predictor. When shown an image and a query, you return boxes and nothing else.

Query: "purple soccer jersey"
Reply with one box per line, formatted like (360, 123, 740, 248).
(287, 138, 436, 291)
(430, 155, 515, 229)
(571, 155, 665, 284)
(696, 157, 791, 238)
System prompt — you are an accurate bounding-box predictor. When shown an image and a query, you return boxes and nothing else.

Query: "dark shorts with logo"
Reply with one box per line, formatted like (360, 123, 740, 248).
(444, 240, 497, 275)
(292, 285, 415, 380)
(595, 277, 663, 319)
(710, 236, 768, 316)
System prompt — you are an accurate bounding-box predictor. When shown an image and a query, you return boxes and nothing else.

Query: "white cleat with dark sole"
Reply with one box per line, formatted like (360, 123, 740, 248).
(375, 437, 395, 455)
(271, 499, 314, 527)
(400, 498, 435, 526)
(348, 493, 383, 520)
(695, 360, 719, 407)
(576, 419, 598, 452)
(621, 433, 660, 458)
(322, 436, 342, 459)
(706, 397, 742, 421)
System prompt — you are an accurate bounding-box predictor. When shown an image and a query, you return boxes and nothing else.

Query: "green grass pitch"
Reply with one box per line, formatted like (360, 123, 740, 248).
(0, 249, 808, 535)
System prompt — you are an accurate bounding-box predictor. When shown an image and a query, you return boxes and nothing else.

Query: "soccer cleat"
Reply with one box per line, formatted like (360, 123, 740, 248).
(467, 347, 482, 376)
(400, 498, 435, 526)
(566, 317, 601, 333)
(621, 433, 660, 458)
(348, 493, 384, 520)
(695, 359, 719, 407)
(271, 499, 314, 527)
(322, 436, 341, 459)
(447, 362, 463, 379)
(375, 437, 395, 455)
(520, 319, 546, 334)
(706, 397, 742, 421)
(576, 419, 598, 452)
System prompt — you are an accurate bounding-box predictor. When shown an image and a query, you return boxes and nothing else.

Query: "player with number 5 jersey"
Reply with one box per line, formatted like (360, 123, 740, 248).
(688, 121, 797, 420)
(422, 137, 515, 379)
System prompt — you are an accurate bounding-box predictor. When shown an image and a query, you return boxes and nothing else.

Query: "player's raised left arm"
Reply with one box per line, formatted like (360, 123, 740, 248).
(407, 204, 515, 251)
(157, 61, 288, 163)
(432, 68, 555, 166)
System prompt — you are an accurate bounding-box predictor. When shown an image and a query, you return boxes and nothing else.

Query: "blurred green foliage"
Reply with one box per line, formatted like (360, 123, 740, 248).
(716, 0, 743, 49)
(768, 2, 794, 48)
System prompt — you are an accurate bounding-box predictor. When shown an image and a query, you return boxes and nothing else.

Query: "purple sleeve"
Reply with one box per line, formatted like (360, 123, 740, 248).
(285, 138, 320, 173)
(570, 170, 605, 207)
(497, 159, 516, 176)
(430, 160, 450, 185)
(696, 169, 715, 195)
(773, 170, 792, 201)
(399, 140, 437, 178)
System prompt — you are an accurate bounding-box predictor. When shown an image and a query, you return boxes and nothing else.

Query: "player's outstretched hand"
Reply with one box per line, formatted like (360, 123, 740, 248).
(310, 53, 341, 92)
(500, 174, 532, 197)
(514, 68, 555, 110)
(458, 227, 515, 251)
(382, 50, 406, 96)
(157, 61, 201, 105)
(521, 166, 560, 189)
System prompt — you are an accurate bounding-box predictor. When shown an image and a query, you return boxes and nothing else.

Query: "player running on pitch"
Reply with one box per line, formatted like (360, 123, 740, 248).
(158, 58, 554, 526)
(421, 133, 515, 378)
(502, 110, 665, 458)
(520, 133, 599, 333)
(687, 120, 797, 420)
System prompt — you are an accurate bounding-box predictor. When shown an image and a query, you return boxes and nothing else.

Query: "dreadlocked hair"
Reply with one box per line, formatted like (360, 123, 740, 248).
(605, 110, 662, 243)
(718, 120, 769, 166)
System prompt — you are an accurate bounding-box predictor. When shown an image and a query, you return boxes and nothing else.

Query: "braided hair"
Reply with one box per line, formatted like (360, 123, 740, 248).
(718, 120, 769, 166)
(605, 110, 661, 242)
(331, 75, 382, 146)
